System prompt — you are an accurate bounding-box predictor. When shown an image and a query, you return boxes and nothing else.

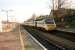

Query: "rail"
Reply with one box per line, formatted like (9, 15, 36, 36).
(22, 25, 70, 50)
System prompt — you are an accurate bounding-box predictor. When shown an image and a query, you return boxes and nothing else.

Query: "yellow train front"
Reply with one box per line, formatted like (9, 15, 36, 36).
(35, 18, 56, 31)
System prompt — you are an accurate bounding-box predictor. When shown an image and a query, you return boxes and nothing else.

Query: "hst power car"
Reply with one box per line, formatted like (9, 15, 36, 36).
(35, 18, 56, 30)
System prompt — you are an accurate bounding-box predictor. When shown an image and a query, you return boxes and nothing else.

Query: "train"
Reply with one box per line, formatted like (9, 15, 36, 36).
(24, 18, 56, 31)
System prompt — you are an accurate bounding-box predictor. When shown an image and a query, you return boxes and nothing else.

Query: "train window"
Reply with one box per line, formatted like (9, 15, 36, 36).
(36, 20, 44, 24)
(45, 18, 54, 24)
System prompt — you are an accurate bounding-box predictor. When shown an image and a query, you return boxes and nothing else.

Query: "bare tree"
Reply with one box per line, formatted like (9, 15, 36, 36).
(58, 0, 66, 9)
(51, 0, 67, 10)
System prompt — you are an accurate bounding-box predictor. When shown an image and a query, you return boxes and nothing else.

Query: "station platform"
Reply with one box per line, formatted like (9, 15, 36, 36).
(20, 27, 44, 50)
(56, 27, 75, 33)
(0, 24, 44, 50)
(0, 32, 21, 50)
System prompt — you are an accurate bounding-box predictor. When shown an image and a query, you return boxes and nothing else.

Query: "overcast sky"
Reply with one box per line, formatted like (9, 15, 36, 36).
(0, 0, 51, 22)
(0, 0, 75, 22)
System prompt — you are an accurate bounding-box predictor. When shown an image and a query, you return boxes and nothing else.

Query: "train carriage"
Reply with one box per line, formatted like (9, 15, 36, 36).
(24, 17, 56, 31)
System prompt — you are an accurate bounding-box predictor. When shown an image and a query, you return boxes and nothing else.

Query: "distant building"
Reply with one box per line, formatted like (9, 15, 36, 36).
(50, 8, 75, 18)
(26, 15, 51, 22)
(2, 21, 16, 32)
(35, 15, 50, 20)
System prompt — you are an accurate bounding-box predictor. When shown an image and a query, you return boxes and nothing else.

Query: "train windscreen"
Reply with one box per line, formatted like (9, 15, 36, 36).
(45, 18, 54, 24)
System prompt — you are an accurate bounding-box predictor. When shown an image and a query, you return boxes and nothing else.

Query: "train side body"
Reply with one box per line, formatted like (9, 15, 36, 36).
(24, 18, 56, 31)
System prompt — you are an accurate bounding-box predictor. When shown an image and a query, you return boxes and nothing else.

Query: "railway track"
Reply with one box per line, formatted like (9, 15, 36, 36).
(22, 25, 75, 50)
(42, 30, 75, 42)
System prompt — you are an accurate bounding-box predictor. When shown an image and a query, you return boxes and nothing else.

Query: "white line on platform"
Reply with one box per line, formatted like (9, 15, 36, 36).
(19, 25, 25, 50)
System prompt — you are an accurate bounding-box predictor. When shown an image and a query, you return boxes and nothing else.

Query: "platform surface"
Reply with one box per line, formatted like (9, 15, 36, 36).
(0, 24, 44, 50)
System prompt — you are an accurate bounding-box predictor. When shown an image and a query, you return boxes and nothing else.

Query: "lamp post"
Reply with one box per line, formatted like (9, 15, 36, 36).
(1, 9, 13, 32)
(1, 9, 13, 22)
